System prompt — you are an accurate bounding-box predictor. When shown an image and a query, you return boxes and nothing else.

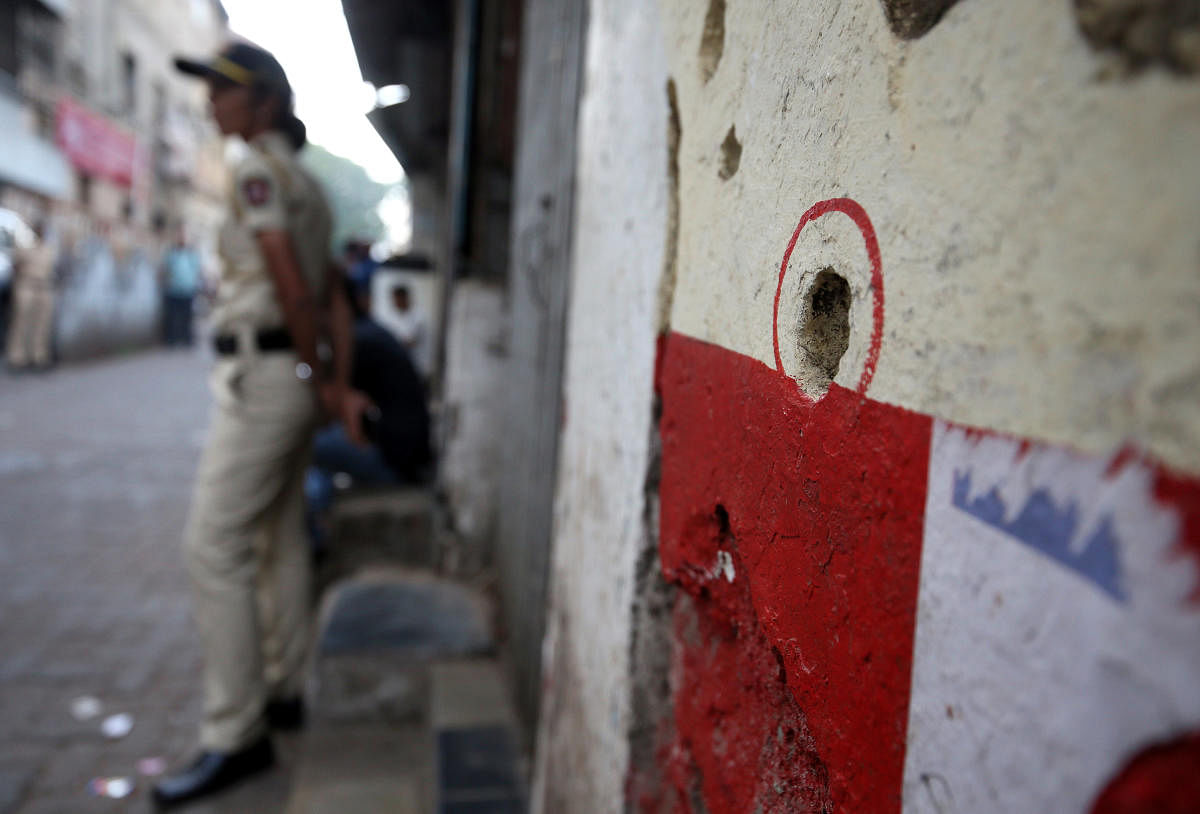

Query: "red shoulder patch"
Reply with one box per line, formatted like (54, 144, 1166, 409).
(242, 176, 272, 207)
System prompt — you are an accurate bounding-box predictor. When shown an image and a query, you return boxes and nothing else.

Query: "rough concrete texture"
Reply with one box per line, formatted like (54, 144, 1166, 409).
(438, 281, 508, 558)
(529, 0, 669, 811)
(1075, 0, 1200, 74)
(880, 0, 963, 39)
(539, 0, 1200, 810)
(656, 331, 1200, 812)
(649, 0, 1200, 807)
(698, 0, 725, 82)
(657, 335, 930, 812)
(663, 0, 1200, 473)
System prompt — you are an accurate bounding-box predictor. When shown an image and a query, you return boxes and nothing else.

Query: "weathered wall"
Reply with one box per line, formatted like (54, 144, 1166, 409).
(538, 0, 1200, 811)
(494, 0, 587, 729)
(55, 238, 161, 360)
(439, 280, 507, 562)
(531, 0, 669, 811)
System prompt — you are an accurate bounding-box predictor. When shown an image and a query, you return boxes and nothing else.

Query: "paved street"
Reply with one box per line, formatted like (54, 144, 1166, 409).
(0, 349, 294, 813)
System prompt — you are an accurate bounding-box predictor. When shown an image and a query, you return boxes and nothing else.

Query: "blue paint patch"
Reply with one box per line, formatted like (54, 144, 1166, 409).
(952, 470, 1126, 602)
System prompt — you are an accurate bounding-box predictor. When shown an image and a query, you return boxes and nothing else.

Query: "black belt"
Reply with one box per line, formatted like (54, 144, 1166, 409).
(213, 328, 293, 356)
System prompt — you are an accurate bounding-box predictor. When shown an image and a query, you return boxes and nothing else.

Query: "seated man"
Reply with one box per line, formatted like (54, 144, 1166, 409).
(305, 280, 432, 546)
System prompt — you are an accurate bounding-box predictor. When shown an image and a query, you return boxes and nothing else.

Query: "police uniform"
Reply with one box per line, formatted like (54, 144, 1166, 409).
(183, 127, 332, 753)
(6, 236, 56, 368)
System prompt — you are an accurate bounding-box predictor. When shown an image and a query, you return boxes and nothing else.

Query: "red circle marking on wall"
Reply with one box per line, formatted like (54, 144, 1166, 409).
(772, 197, 884, 395)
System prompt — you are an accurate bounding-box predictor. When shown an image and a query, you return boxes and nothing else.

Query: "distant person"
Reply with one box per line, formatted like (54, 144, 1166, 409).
(306, 279, 433, 547)
(5, 220, 57, 371)
(387, 284, 431, 378)
(161, 229, 202, 346)
(155, 42, 370, 808)
(343, 239, 377, 304)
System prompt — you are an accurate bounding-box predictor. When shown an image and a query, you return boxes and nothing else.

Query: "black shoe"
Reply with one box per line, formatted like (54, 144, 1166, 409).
(151, 737, 274, 808)
(265, 697, 305, 731)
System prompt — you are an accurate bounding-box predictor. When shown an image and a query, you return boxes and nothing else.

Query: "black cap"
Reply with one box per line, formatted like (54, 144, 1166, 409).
(174, 41, 291, 94)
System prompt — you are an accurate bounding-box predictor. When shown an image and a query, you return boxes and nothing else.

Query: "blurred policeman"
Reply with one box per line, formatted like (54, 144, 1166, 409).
(5, 220, 57, 371)
(154, 42, 369, 807)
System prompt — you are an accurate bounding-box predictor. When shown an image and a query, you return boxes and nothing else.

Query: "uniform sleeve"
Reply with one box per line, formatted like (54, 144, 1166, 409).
(232, 153, 287, 233)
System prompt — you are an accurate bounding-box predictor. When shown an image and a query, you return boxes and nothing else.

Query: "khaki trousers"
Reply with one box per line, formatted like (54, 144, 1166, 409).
(184, 349, 316, 751)
(6, 283, 55, 366)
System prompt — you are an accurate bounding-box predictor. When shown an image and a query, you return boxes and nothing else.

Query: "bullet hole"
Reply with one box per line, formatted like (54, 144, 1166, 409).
(797, 269, 852, 397)
(718, 125, 741, 181)
(714, 504, 732, 540)
(879, 0, 963, 39)
(699, 0, 725, 83)
(1075, 0, 1200, 75)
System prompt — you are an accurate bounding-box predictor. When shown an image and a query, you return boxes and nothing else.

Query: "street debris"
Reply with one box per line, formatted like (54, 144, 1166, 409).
(69, 696, 103, 722)
(100, 713, 134, 739)
(87, 777, 134, 799)
(137, 756, 167, 777)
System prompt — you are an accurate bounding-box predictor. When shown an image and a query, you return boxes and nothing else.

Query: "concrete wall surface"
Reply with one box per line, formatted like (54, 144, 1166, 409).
(54, 238, 160, 360)
(536, 0, 1200, 812)
(531, 0, 669, 809)
(439, 279, 507, 562)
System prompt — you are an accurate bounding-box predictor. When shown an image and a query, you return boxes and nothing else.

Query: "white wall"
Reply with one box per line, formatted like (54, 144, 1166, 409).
(532, 1, 669, 810)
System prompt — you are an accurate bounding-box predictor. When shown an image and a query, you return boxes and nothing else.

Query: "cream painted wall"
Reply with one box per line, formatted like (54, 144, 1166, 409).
(663, 0, 1200, 474)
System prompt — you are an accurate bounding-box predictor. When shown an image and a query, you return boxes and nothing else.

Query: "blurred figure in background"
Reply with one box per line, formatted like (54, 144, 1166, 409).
(306, 278, 433, 550)
(5, 221, 58, 372)
(343, 238, 376, 305)
(387, 283, 431, 380)
(161, 228, 203, 347)
(154, 41, 369, 808)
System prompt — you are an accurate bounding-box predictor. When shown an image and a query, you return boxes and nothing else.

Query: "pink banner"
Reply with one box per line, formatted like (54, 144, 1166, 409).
(55, 97, 140, 188)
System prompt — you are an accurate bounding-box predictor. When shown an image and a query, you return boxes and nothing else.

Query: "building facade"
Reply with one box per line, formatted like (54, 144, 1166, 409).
(1, 0, 228, 358)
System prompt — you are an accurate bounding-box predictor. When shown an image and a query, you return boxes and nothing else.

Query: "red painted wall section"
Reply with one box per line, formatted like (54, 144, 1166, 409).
(658, 552, 833, 814)
(1090, 732, 1200, 814)
(1155, 471, 1200, 602)
(655, 331, 932, 812)
(650, 331, 1200, 812)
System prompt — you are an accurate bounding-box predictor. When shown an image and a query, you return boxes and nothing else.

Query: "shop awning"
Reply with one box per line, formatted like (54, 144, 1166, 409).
(0, 92, 72, 200)
(55, 97, 141, 188)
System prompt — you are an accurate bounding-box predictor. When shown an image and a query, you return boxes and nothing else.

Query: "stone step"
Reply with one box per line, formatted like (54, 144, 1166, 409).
(430, 661, 526, 814)
(310, 569, 494, 724)
(318, 487, 440, 591)
(284, 723, 431, 814)
(285, 571, 524, 814)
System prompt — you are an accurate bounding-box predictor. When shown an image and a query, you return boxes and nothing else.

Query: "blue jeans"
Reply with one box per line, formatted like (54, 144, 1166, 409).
(304, 423, 397, 547)
(163, 294, 194, 346)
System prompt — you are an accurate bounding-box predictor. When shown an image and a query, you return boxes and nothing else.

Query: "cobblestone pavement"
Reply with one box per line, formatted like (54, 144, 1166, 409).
(0, 350, 295, 813)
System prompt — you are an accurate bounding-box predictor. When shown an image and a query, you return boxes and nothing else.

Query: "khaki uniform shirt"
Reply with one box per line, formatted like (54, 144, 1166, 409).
(16, 240, 56, 288)
(212, 130, 333, 335)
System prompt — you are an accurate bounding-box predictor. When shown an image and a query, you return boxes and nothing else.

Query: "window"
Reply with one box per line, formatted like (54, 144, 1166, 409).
(121, 51, 136, 115)
(66, 58, 86, 96)
(77, 172, 92, 208)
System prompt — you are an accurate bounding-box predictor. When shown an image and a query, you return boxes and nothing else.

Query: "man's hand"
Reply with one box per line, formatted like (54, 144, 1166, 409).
(318, 382, 374, 447)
